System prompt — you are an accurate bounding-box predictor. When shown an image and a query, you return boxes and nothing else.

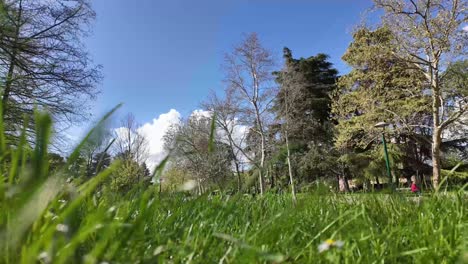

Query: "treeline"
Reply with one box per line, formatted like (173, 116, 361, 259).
(1, 0, 466, 196)
(48, 113, 154, 193)
(163, 1, 467, 195)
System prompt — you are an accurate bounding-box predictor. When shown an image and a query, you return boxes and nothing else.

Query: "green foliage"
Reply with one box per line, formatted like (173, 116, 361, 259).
(274, 48, 338, 146)
(272, 48, 340, 187)
(109, 159, 148, 192)
(442, 60, 468, 98)
(297, 142, 341, 182)
(161, 166, 191, 191)
(331, 27, 438, 186)
(333, 27, 429, 149)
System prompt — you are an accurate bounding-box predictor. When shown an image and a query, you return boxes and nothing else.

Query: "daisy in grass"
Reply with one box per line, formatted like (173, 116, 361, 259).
(318, 239, 344, 253)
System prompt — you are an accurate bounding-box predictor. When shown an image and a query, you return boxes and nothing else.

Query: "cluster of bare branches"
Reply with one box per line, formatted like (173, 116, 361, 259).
(0, 0, 101, 144)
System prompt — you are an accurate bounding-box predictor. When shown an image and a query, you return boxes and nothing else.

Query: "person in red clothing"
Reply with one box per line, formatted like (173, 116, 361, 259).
(411, 181, 420, 193)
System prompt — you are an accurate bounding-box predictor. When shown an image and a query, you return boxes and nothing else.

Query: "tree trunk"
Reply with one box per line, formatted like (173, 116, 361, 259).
(3, 59, 17, 118)
(338, 176, 350, 192)
(344, 176, 351, 191)
(285, 130, 297, 203)
(269, 165, 275, 189)
(235, 169, 242, 193)
(2, 1, 22, 120)
(432, 127, 442, 189)
(431, 66, 442, 190)
(252, 96, 266, 195)
(197, 178, 202, 195)
(258, 171, 264, 195)
(258, 131, 265, 195)
(225, 135, 242, 192)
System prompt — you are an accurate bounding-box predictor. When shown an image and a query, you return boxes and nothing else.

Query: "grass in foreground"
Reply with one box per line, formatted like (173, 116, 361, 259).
(0, 107, 466, 263)
(3, 190, 468, 263)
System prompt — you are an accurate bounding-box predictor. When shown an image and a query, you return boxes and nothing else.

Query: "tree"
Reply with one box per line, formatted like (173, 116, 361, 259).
(332, 27, 431, 187)
(273, 48, 338, 193)
(0, 0, 101, 143)
(274, 48, 338, 146)
(160, 166, 190, 192)
(163, 114, 234, 193)
(110, 158, 146, 193)
(223, 33, 275, 194)
(373, 0, 468, 188)
(48, 153, 65, 172)
(108, 113, 150, 190)
(114, 113, 148, 165)
(202, 91, 246, 192)
(140, 162, 151, 178)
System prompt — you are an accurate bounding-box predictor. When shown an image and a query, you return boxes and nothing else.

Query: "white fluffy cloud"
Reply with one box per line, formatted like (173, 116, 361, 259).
(122, 108, 250, 171)
(137, 109, 181, 169)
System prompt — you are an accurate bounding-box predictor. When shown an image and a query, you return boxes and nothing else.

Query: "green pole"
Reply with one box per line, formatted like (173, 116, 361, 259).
(381, 133, 392, 187)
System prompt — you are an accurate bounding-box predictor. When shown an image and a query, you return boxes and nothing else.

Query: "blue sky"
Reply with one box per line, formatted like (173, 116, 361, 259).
(72, 0, 376, 163)
(84, 0, 374, 125)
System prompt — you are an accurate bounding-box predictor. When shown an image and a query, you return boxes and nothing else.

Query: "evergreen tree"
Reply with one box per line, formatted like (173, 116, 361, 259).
(332, 27, 431, 186)
(274, 48, 338, 147)
(273, 48, 339, 187)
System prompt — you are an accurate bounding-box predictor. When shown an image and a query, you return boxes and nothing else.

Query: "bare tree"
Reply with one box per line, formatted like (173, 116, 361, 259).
(281, 77, 298, 203)
(202, 91, 246, 192)
(223, 33, 276, 195)
(373, 0, 467, 188)
(0, 0, 101, 143)
(163, 114, 234, 193)
(114, 113, 148, 165)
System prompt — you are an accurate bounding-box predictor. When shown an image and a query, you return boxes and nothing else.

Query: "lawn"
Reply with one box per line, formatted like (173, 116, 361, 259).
(4, 188, 466, 263)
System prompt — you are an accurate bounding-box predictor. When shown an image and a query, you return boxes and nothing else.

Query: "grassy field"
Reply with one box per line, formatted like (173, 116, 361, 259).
(1, 110, 466, 264)
(3, 189, 467, 263)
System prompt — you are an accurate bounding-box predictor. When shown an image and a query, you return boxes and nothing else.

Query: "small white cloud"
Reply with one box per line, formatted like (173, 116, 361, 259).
(190, 109, 213, 120)
(463, 25, 468, 32)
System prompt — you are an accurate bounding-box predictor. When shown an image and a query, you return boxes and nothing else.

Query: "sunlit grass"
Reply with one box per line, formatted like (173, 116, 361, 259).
(0, 106, 466, 263)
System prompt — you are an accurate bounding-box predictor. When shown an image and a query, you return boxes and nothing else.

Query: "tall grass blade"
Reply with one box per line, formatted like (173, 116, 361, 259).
(33, 111, 52, 180)
(67, 104, 122, 167)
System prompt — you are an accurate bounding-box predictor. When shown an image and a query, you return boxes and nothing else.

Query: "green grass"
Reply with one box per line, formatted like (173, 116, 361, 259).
(95, 192, 467, 264)
(2, 190, 467, 263)
(0, 108, 467, 263)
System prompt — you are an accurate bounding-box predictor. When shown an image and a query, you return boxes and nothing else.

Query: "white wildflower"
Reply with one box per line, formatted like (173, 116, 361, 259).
(318, 241, 330, 253)
(56, 224, 69, 233)
(107, 206, 116, 213)
(318, 239, 344, 253)
(153, 245, 166, 256)
(38, 251, 51, 263)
